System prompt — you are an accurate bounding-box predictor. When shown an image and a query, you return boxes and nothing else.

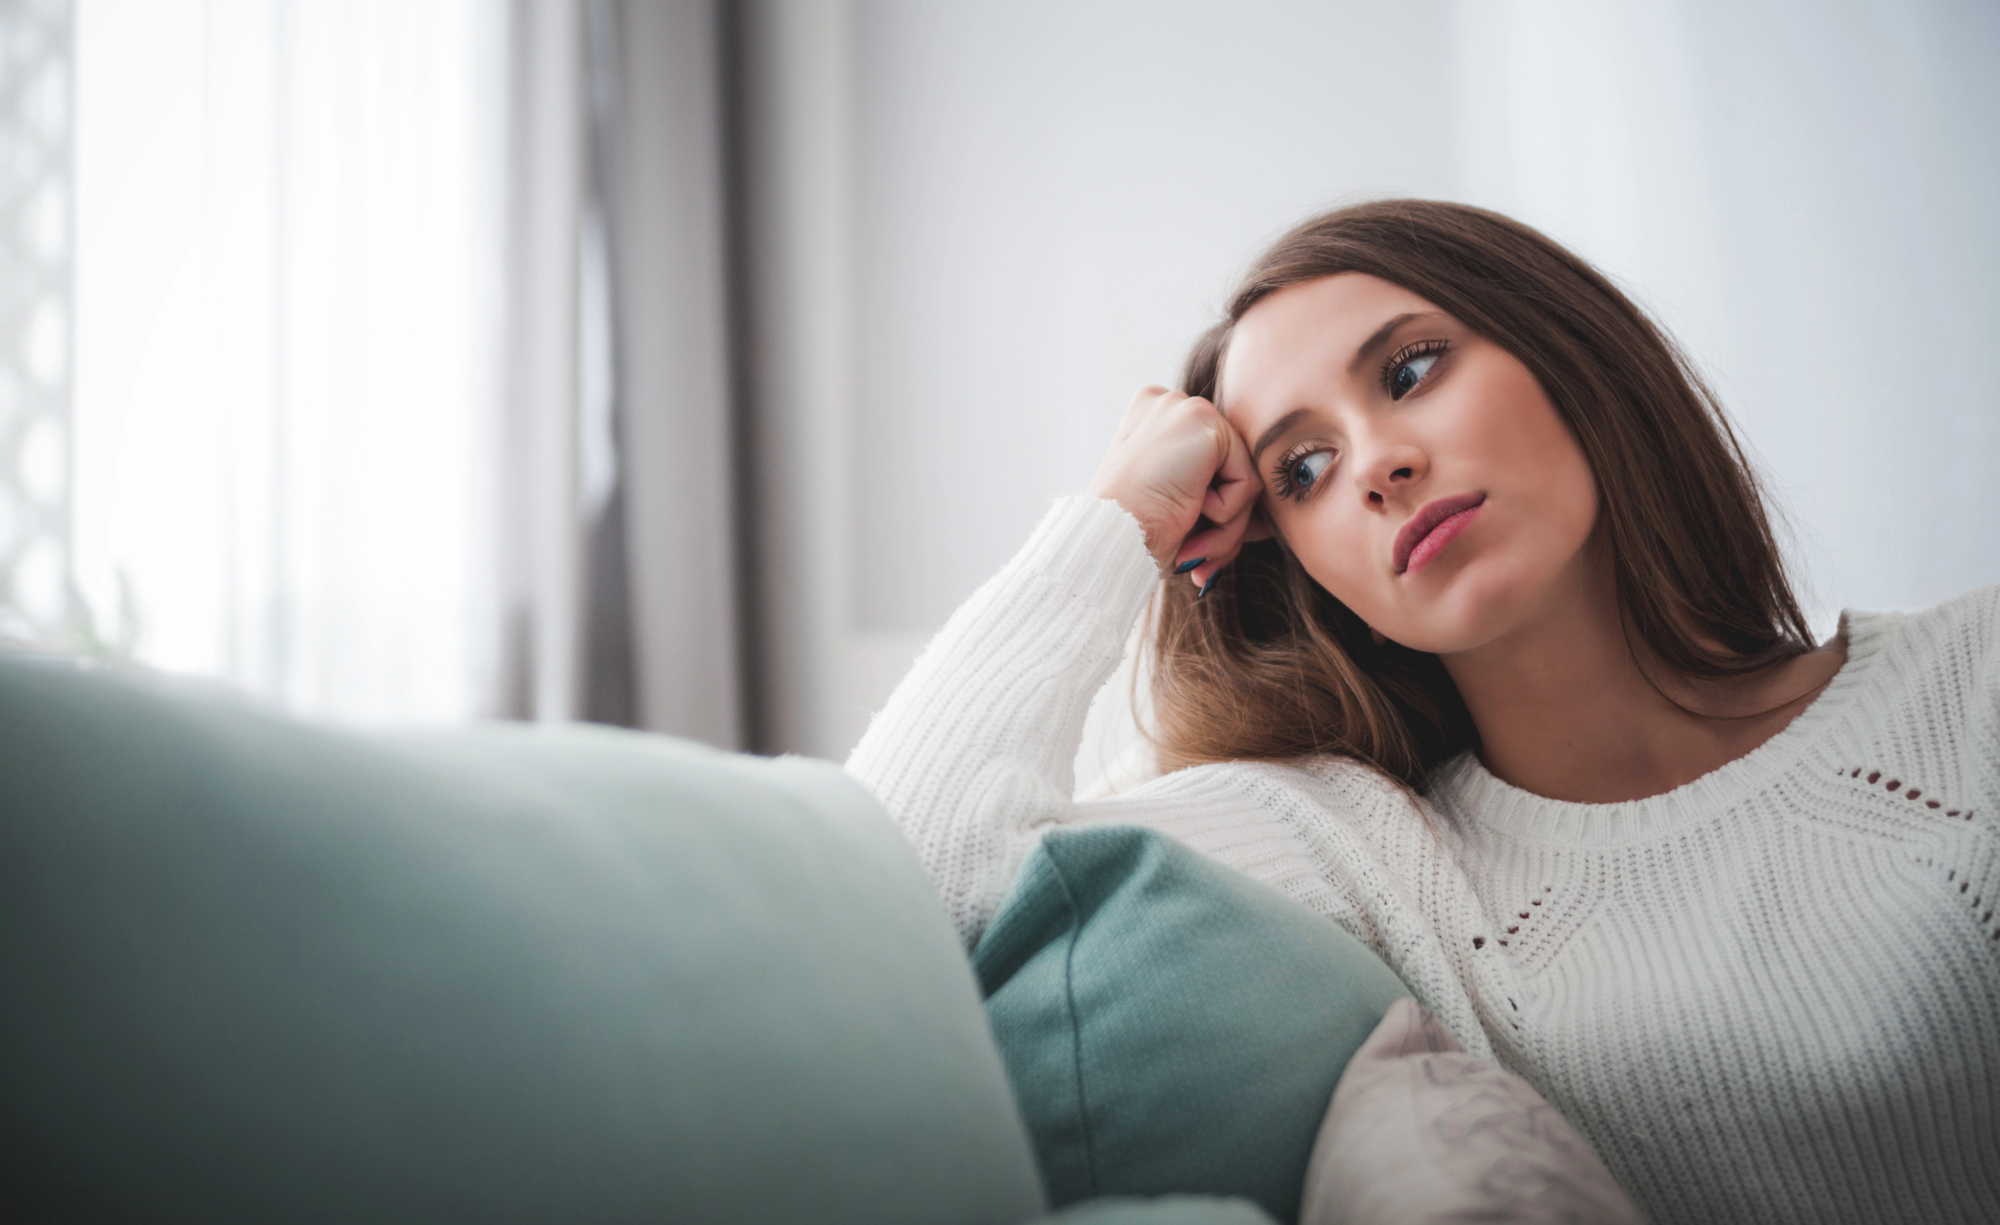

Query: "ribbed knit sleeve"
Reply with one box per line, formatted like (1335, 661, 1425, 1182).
(846, 496, 1161, 949)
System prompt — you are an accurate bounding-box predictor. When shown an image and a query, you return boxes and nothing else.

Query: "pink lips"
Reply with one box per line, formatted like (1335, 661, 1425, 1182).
(1394, 493, 1486, 575)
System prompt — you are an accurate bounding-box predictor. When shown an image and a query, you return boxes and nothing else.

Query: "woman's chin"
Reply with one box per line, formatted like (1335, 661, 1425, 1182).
(1380, 565, 1546, 657)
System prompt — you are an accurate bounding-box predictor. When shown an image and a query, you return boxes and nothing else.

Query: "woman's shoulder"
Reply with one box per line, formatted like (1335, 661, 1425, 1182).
(1937, 582, 2000, 640)
(1832, 585, 2000, 764)
(1844, 583, 2000, 677)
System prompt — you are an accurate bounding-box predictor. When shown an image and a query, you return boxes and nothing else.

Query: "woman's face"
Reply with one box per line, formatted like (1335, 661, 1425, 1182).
(1218, 272, 1600, 655)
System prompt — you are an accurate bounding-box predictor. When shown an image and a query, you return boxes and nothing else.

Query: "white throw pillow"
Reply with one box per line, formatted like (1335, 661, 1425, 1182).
(1301, 998, 1642, 1225)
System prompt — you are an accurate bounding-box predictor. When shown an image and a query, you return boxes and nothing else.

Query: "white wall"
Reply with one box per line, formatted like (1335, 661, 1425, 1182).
(1456, 0, 2000, 634)
(746, 0, 2000, 762)
(746, 0, 1460, 758)
(851, 0, 1459, 634)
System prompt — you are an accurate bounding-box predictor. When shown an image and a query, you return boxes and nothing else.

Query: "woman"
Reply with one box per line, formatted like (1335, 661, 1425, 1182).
(847, 200, 1998, 1224)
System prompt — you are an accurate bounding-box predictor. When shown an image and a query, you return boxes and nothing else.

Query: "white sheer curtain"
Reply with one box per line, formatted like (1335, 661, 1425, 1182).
(70, 0, 745, 739)
(75, 0, 505, 723)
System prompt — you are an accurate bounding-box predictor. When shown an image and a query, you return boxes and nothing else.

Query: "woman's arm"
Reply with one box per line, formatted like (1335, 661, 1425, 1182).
(846, 495, 1159, 949)
(849, 386, 1264, 948)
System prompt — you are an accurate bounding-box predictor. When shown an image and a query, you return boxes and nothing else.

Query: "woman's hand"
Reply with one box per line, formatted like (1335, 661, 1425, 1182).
(1087, 386, 1263, 590)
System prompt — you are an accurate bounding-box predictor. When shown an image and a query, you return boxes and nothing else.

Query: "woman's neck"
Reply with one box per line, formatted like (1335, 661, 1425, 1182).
(1439, 537, 1844, 805)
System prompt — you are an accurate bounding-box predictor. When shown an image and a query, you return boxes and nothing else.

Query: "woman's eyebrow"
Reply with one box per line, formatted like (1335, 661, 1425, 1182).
(1251, 408, 1313, 465)
(1345, 311, 1435, 378)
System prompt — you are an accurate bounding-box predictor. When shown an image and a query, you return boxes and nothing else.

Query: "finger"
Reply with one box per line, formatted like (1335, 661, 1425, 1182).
(1111, 385, 1172, 442)
(1169, 523, 1214, 576)
(1134, 384, 1179, 420)
(1174, 411, 1261, 585)
(1200, 412, 1261, 525)
(1179, 509, 1257, 590)
(1168, 504, 1226, 574)
(1181, 494, 1260, 578)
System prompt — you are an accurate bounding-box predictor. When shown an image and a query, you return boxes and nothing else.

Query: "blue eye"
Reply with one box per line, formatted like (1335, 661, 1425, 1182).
(1389, 352, 1438, 399)
(1381, 339, 1449, 400)
(1288, 450, 1333, 494)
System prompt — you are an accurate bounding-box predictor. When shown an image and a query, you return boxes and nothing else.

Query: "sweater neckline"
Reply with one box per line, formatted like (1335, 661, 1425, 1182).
(1432, 609, 1891, 847)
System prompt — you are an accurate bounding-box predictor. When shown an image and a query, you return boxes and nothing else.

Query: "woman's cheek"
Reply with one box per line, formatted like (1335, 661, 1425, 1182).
(1306, 550, 1390, 628)
(1288, 510, 1395, 628)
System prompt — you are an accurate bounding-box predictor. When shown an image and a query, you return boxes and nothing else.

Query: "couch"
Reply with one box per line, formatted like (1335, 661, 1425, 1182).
(0, 652, 1420, 1224)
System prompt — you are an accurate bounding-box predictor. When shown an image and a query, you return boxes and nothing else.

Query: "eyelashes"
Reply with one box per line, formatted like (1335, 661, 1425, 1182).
(1381, 338, 1449, 400)
(1271, 442, 1333, 501)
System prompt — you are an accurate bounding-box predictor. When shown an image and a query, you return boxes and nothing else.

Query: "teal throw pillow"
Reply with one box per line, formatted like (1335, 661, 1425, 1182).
(975, 826, 1412, 1224)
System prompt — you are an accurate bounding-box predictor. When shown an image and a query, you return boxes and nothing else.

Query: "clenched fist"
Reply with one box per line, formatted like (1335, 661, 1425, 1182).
(1087, 386, 1264, 590)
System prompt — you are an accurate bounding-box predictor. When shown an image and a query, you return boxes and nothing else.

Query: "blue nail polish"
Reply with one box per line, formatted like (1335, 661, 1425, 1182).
(1198, 574, 1218, 599)
(1173, 557, 1206, 575)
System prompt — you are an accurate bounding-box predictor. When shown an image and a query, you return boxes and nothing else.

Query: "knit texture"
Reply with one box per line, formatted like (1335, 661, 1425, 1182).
(847, 495, 2000, 1225)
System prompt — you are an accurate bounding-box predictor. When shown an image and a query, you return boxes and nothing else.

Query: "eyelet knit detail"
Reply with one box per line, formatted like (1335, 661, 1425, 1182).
(1839, 765, 1975, 819)
(1499, 885, 1553, 941)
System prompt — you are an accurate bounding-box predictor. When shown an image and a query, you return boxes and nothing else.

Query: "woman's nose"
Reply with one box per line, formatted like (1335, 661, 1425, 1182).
(1361, 442, 1428, 508)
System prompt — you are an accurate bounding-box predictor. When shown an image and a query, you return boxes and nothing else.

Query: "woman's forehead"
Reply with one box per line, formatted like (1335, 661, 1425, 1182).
(1219, 273, 1441, 422)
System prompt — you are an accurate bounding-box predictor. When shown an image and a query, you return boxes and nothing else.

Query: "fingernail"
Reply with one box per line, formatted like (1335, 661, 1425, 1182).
(1173, 556, 1206, 575)
(1198, 574, 1218, 599)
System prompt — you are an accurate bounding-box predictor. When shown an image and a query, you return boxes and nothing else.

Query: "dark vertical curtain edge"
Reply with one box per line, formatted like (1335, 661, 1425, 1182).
(715, 0, 770, 753)
(578, 0, 638, 728)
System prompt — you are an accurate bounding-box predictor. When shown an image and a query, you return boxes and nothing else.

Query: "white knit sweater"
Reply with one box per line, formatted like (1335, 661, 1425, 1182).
(846, 495, 2000, 1225)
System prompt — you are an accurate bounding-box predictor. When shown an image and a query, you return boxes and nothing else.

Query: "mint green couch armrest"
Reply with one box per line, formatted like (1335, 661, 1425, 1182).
(0, 654, 1043, 1224)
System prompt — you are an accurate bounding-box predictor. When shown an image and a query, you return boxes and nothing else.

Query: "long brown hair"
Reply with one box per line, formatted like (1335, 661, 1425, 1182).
(1149, 199, 1814, 786)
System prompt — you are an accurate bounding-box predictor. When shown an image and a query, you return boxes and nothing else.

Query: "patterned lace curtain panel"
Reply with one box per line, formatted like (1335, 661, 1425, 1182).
(0, 0, 75, 646)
